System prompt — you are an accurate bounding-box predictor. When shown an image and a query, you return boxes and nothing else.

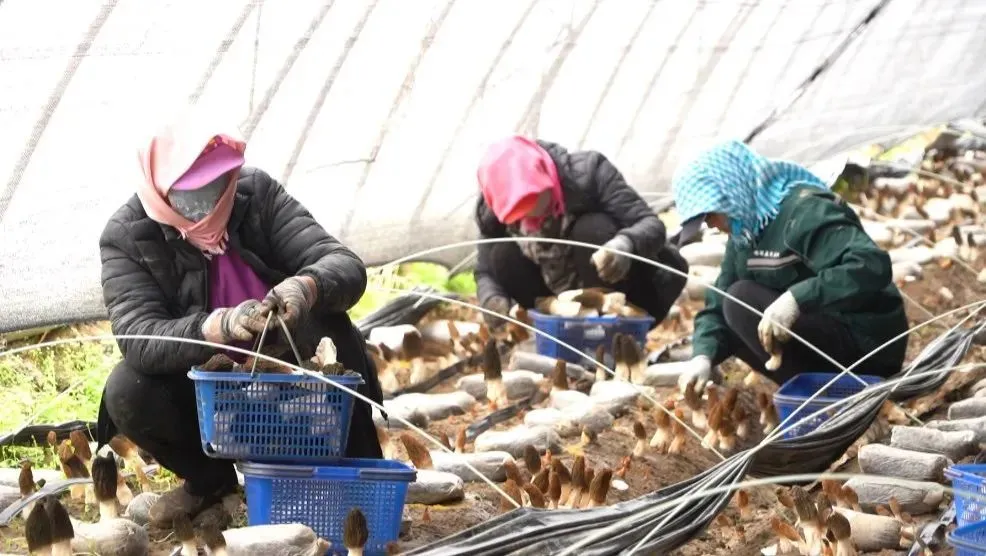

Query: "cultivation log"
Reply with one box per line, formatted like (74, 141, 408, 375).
(857, 444, 949, 482)
(948, 398, 986, 420)
(222, 523, 326, 554)
(889, 426, 976, 461)
(843, 477, 945, 515)
(122, 492, 159, 526)
(925, 415, 986, 443)
(474, 425, 563, 458)
(431, 450, 513, 482)
(508, 352, 593, 381)
(71, 518, 149, 556)
(834, 508, 904, 552)
(407, 470, 465, 504)
(457, 371, 543, 401)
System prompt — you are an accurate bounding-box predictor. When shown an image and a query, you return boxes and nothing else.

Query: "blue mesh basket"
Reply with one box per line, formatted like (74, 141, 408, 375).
(948, 519, 986, 556)
(946, 464, 986, 527)
(238, 460, 415, 556)
(773, 373, 884, 439)
(188, 369, 364, 462)
(529, 310, 654, 364)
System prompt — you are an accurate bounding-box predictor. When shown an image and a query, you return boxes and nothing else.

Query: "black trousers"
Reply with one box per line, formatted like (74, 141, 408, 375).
(717, 280, 899, 385)
(98, 349, 382, 497)
(487, 212, 689, 320)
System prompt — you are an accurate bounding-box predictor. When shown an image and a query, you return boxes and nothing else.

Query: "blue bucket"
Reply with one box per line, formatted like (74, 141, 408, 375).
(188, 369, 364, 463)
(239, 459, 415, 555)
(773, 373, 884, 439)
(529, 310, 654, 364)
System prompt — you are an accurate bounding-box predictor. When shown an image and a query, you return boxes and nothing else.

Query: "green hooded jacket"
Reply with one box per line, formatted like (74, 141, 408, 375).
(691, 185, 909, 371)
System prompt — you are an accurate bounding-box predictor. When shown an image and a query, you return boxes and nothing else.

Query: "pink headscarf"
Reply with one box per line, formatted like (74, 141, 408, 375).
(478, 135, 565, 233)
(136, 111, 247, 255)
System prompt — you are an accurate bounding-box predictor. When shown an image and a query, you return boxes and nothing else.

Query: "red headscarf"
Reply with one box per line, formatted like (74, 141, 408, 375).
(136, 108, 246, 255)
(478, 135, 565, 233)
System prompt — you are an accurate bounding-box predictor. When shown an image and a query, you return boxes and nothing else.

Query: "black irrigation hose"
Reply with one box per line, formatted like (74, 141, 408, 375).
(464, 390, 549, 443)
(355, 286, 458, 337)
(889, 322, 984, 401)
(411, 321, 984, 555)
(0, 420, 95, 448)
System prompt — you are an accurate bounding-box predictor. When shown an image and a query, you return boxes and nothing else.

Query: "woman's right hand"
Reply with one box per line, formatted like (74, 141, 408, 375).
(201, 299, 270, 344)
(675, 356, 713, 395)
(482, 296, 512, 329)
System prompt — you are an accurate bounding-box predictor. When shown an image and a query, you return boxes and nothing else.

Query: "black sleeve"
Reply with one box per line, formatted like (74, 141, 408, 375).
(100, 220, 215, 375)
(254, 170, 367, 314)
(473, 197, 510, 307)
(583, 151, 666, 257)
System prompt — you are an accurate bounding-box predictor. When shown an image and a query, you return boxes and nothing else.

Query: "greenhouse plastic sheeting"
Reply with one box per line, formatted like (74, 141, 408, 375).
(2, 0, 986, 333)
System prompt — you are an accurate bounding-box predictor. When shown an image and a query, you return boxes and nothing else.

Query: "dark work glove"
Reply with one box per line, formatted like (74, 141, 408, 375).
(201, 299, 269, 344)
(591, 234, 634, 284)
(261, 276, 316, 329)
(482, 295, 511, 329)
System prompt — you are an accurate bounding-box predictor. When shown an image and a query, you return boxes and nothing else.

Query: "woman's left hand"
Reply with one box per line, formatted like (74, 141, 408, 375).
(262, 276, 317, 328)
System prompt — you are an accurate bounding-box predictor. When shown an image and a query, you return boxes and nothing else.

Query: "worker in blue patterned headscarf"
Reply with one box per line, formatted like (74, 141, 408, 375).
(664, 140, 908, 394)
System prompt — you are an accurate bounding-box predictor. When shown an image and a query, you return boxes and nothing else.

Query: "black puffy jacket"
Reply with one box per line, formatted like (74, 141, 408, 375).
(99, 168, 383, 404)
(474, 140, 667, 306)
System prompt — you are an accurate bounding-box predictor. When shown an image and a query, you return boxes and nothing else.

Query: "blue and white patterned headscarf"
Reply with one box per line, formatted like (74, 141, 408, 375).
(671, 140, 829, 246)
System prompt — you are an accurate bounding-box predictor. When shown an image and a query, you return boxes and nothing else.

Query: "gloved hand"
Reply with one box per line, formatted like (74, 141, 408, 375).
(482, 296, 512, 329)
(674, 356, 713, 396)
(757, 291, 801, 357)
(262, 276, 317, 329)
(591, 235, 634, 284)
(201, 299, 269, 344)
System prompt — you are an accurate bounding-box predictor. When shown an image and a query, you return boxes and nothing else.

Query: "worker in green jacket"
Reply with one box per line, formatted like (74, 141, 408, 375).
(666, 140, 909, 394)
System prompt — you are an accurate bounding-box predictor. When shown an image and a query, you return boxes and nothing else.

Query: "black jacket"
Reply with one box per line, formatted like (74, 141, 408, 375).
(99, 168, 383, 404)
(474, 140, 666, 305)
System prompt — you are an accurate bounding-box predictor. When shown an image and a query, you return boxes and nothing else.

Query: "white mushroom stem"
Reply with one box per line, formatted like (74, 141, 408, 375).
(98, 500, 118, 522)
(181, 540, 198, 555)
(701, 428, 718, 450)
(486, 378, 507, 407)
(409, 359, 432, 385)
(649, 427, 671, 451)
(115, 477, 134, 508)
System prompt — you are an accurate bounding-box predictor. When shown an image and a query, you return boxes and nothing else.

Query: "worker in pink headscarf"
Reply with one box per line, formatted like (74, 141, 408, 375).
(474, 135, 688, 326)
(95, 108, 382, 527)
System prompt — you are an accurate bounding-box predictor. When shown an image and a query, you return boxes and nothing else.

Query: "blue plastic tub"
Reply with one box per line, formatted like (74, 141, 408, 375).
(239, 459, 416, 555)
(529, 310, 654, 364)
(946, 464, 986, 527)
(772, 373, 884, 439)
(948, 519, 986, 556)
(188, 369, 364, 463)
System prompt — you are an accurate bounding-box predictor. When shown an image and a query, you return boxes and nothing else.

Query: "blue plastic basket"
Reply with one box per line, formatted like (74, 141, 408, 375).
(188, 369, 364, 463)
(772, 373, 884, 439)
(238, 459, 416, 555)
(946, 464, 986, 527)
(529, 310, 654, 364)
(948, 519, 986, 555)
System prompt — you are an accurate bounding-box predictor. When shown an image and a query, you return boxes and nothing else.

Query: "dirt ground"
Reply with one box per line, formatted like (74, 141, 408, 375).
(0, 265, 983, 555)
(398, 262, 986, 555)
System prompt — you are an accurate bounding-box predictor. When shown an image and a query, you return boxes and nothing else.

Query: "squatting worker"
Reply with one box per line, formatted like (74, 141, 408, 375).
(664, 140, 908, 394)
(474, 135, 689, 325)
(96, 108, 383, 527)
